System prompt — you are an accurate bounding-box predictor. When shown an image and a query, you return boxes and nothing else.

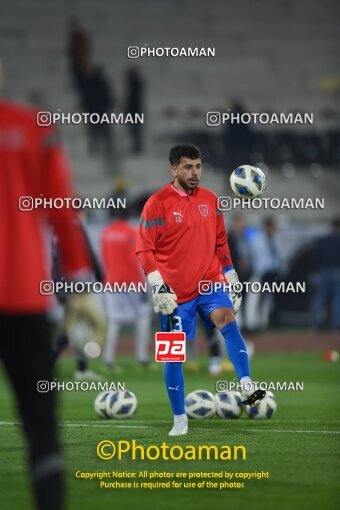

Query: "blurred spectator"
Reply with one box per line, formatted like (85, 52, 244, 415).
(310, 217, 340, 331)
(225, 101, 254, 168)
(205, 328, 230, 376)
(106, 177, 129, 220)
(184, 323, 232, 376)
(246, 218, 285, 331)
(228, 213, 252, 281)
(51, 212, 106, 380)
(227, 213, 252, 330)
(66, 19, 91, 91)
(79, 61, 115, 160)
(101, 209, 152, 371)
(125, 67, 145, 153)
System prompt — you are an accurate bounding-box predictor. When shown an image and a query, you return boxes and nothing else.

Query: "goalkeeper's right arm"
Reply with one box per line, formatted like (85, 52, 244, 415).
(136, 196, 177, 315)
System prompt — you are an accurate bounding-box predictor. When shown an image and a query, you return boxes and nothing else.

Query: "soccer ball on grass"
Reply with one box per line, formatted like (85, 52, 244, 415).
(94, 390, 111, 418)
(185, 389, 216, 419)
(245, 391, 277, 419)
(105, 390, 138, 419)
(214, 391, 243, 419)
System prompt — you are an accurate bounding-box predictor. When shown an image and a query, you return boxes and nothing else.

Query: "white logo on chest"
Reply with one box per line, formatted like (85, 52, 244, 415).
(173, 210, 183, 223)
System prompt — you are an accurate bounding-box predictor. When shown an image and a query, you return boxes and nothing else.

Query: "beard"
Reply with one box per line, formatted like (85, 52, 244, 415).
(177, 175, 199, 191)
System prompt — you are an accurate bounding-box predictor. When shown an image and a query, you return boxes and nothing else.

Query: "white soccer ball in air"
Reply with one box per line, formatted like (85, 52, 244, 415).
(230, 165, 266, 199)
(105, 390, 138, 419)
(245, 391, 277, 419)
(94, 390, 111, 418)
(185, 389, 216, 419)
(214, 391, 243, 419)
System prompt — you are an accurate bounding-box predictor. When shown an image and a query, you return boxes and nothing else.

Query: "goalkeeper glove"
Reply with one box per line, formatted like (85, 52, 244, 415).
(223, 267, 242, 314)
(147, 270, 177, 315)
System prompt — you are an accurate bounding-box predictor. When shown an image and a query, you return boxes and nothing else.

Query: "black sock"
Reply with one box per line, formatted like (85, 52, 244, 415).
(77, 359, 87, 372)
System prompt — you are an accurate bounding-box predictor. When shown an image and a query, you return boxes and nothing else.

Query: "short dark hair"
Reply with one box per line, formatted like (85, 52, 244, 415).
(169, 144, 202, 166)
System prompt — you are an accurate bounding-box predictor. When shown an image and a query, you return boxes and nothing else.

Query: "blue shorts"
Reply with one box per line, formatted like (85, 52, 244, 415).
(161, 288, 233, 340)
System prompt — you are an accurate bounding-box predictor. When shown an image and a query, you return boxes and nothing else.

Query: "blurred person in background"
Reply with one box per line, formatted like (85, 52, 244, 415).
(125, 67, 145, 154)
(106, 177, 129, 220)
(101, 208, 152, 372)
(0, 60, 93, 510)
(204, 327, 229, 375)
(66, 19, 92, 92)
(246, 217, 285, 331)
(51, 211, 106, 380)
(227, 213, 252, 330)
(310, 217, 340, 331)
(185, 321, 232, 376)
(78, 61, 115, 161)
(225, 100, 254, 169)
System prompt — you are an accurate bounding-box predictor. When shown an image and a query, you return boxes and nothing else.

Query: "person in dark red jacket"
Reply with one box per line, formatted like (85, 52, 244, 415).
(101, 209, 151, 369)
(0, 97, 92, 510)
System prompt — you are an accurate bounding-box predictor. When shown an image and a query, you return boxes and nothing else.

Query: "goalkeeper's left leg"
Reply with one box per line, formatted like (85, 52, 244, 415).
(210, 307, 266, 405)
(164, 362, 188, 436)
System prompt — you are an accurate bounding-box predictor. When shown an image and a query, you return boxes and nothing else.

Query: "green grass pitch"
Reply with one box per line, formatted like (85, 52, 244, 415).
(0, 352, 339, 510)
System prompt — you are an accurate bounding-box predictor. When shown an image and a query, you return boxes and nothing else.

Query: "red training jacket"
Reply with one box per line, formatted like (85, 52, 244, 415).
(136, 183, 233, 303)
(0, 100, 91, 312)
(101, 220, 145, 285)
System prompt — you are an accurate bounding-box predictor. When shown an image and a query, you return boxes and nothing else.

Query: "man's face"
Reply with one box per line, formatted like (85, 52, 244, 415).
(171, 157, 202, 191)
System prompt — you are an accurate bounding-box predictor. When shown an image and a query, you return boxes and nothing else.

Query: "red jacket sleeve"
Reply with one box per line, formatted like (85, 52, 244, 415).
(41, 129, 91, 277)
(216, 210, 233, 270)
(136, 196, 164, 276)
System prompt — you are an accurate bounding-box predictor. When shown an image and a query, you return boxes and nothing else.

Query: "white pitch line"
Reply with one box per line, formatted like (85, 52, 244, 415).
(0, 421, 149, 429)
(68, 419, 340, 425)
(238, 429, 340, 435)
(0, 421, 339, 434)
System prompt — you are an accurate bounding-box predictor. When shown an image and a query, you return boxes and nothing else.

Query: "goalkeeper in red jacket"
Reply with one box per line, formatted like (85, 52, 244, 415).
(136, 144, 265, 436)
